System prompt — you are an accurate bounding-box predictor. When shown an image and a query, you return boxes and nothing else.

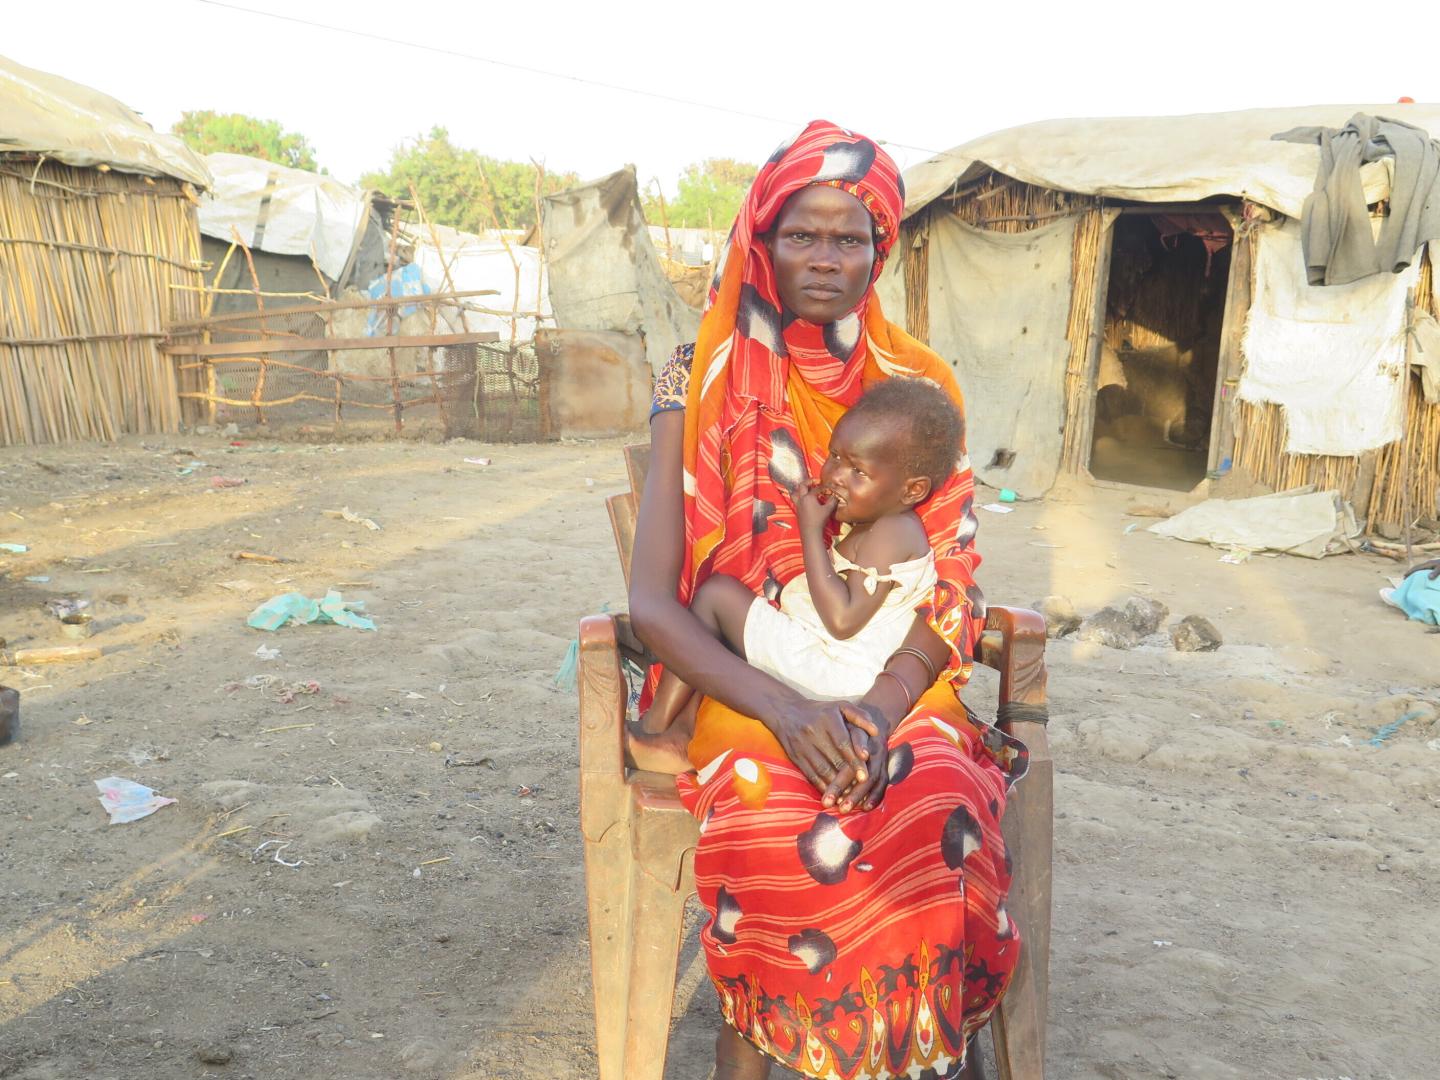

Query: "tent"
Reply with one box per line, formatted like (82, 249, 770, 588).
(197, 152, 393, 313)
(0, 54, 209, 445)
(402, 221, 551, 344)
(882, 104, 1440, 526)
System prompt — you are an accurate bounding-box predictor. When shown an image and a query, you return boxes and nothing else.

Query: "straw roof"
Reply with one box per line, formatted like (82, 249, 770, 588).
(904, 103, 1440, 221)
(0, 53, 209, 188)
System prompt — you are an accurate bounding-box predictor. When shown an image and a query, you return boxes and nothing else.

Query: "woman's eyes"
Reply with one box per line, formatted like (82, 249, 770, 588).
(786, 233, 865, 246)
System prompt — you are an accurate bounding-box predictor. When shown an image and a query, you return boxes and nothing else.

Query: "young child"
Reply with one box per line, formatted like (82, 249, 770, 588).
(642, 376, 963, 733)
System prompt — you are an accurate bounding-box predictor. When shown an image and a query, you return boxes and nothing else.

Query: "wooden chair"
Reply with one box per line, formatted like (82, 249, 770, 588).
(579, 445, 1052, 1080)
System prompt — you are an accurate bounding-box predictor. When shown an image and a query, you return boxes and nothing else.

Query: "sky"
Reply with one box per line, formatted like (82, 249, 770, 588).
(6, 0, 1439, 194)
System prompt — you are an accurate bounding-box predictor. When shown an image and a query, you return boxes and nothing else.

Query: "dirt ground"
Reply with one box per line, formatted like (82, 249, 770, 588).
(1, 432, 1437, 1080)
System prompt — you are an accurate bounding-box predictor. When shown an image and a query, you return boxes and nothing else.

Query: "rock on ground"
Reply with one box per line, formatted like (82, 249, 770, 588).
(1076, 608, 1141, 649)
(1122, 595, 1169, 636)
(1170, 615, 1223, 652)
(1076, 595, 1170, 649)
(1034, 595, 1081, 638)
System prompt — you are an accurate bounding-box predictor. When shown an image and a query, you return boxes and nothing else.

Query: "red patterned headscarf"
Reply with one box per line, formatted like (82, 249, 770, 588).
(670, 120, 985, 716)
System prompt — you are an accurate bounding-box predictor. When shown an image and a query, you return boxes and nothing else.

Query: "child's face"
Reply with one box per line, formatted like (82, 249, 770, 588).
(819, 412, 914, 525)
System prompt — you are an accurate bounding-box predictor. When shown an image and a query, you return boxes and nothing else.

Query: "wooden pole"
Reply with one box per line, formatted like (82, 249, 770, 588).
(231, 227, 269, 427)
(384, 209, 402, 433)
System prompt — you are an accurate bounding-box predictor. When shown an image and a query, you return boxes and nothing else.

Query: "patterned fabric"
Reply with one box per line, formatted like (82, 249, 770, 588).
(642, 121, 1026, 1078)
(682, 688, 1017, 1080)
(650, 341, 695, 417)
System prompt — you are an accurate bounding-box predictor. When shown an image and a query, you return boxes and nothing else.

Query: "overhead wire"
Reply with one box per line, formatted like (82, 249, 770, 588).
(191, 0, 946, 158)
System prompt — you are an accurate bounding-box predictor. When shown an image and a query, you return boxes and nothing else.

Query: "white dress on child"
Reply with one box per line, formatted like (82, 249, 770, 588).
(741, 537, 938, 700)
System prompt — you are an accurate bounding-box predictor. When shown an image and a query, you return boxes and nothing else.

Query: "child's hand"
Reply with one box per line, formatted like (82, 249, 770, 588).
(792, 478, 836, 534)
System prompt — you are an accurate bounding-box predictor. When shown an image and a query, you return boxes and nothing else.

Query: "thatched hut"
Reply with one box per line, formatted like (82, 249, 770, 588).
(0, 55, 210, 446)
(882, 104, 1440, 527)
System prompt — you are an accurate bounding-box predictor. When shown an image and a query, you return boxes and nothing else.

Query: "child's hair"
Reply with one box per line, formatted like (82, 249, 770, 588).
(846, 377, 964, 495)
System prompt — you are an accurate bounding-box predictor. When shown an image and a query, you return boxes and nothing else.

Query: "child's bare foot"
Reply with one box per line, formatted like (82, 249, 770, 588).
(626, 693, 699, 774)
(625, 714, 693, 774)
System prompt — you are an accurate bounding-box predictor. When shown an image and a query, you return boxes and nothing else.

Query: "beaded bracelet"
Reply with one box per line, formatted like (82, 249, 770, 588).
(874, 668, 914, 714)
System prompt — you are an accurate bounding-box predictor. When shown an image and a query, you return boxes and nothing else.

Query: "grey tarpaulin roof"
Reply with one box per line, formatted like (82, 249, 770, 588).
(0, 54, 209, 188)
(198, 153, 368, 278)
(903, 103, 1440, 221)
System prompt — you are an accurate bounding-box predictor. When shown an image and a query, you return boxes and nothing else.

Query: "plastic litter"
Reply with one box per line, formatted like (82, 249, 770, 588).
(23, 575, 50, 583)
(254, 644, 281, 661)
(979, 503, 1014, 515)
(463, 457, 492, 466)
(247, 590, 376, 632)
(998, 488, 1017, 503)
(0, 543, 28, 554)
(45, 597, 89, 619)
(1369, 708, 1428, 747)
(325, 507, 381, 531)
(95, 776, 176, 824)
(1379, 567, 1440, 626)
(554, 637, 579, 691)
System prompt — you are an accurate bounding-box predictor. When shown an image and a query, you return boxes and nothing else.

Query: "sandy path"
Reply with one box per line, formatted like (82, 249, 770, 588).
(0, 435, 1435, 1080)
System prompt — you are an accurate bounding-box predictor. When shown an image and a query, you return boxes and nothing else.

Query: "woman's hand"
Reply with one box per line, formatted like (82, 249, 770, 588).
(1408, 558, 1440, 580)
(792, 478, 836, 536)
(765, 697, 873, 795)
(820, 701, 890, 813)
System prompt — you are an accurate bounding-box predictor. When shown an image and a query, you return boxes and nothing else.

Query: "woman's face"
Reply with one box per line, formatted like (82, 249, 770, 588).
(767, 185, 875, 324)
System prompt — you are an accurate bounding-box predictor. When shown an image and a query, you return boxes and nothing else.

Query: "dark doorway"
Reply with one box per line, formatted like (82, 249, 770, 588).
(1089, 211, 1232, 490)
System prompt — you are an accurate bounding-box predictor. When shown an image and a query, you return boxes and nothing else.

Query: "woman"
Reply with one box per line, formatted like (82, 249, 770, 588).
(628, 120, 1025, 1080)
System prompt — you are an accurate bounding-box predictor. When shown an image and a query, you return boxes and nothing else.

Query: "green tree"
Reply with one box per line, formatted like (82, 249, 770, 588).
(360, 127, 576, 232)
(172, 110, 320, 171)
(645, 158, 758, 230)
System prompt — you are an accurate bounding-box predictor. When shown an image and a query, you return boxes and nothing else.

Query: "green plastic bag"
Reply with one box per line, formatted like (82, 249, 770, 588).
(247, 590, 376, 632)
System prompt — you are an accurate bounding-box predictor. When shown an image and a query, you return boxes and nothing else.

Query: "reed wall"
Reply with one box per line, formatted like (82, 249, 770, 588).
(0, 158, 204, 445)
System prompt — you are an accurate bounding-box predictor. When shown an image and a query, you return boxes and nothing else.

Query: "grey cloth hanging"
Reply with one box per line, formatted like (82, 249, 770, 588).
(1273, 113, 1440, 286)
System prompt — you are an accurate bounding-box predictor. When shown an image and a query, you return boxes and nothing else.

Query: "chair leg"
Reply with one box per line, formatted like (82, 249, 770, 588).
(585, 817, 635, 1080)
(622, 860, 691, 1080)
(991, 719, 1053, 1080)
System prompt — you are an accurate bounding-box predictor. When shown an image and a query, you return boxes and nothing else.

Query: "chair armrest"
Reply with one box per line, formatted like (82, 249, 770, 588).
(613, 612, 658, 670)
(578, 614, 629, 841)
(978, 605, 1048, 735)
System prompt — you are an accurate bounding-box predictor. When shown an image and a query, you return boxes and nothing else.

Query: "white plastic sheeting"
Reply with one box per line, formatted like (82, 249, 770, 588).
(0, 53, 209, 186)
(1239, 219, 1418, 455)
(198, 153, 368, 280)
(407, 226, 551, 343)
(1148, 489, 1359, 559)
(926, 213, 1078, 497)
(902, 104, 1440, 222)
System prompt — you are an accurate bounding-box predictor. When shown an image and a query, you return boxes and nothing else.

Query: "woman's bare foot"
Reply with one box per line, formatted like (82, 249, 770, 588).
(714, 1024, 770, 1080)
